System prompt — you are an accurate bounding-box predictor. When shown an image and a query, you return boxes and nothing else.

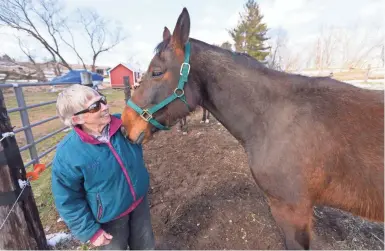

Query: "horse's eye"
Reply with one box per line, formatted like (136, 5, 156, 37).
(152, 71, 163, 77)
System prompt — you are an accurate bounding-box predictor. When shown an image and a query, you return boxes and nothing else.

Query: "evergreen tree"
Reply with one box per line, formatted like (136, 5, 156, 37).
(229, 0, 270, 61)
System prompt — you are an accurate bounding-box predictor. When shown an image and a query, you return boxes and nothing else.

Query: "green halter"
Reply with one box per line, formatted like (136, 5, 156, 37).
(126, 42, 191, 130)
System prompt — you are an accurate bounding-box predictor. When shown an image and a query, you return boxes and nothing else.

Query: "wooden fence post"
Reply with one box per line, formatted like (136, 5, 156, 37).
(123, 76, 131, 103)
(0, 89, 48, 249)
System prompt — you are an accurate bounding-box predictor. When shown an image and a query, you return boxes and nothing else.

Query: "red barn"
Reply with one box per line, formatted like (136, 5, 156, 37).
(109, 63, 139, 88)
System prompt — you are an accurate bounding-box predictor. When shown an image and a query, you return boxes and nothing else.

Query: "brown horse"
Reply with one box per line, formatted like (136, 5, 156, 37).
(121, 8, 384, 250)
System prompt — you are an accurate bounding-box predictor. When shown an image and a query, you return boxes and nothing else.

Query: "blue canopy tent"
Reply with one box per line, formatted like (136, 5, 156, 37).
(50, 70, 104, 87)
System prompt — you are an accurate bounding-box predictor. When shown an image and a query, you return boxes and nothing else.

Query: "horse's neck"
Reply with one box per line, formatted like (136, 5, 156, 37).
(191, 46, 287, 145)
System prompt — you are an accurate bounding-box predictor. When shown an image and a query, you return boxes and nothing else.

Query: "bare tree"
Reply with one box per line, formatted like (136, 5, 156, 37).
(267, 30, 287, 70)
(281, 51, 302, 72)
(311, 26, 339, 71)
(320, 30, 336, 69)
(342, 27, 384, 68)
(78, 10, 125, 72)
(58, 9, 125, 71)
(264, 29, 305, 72)
(58, 23, 87, 71)
(0, 0, 126, 77)
(310, 25, 384, 70)
(0, 0, 72, 75)
(16, 36, 47, 81)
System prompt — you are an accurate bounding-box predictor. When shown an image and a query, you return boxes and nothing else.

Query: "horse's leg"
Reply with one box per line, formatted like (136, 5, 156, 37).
(200, 108, 210, 123)
(205, 109, 210, 123)
(181, 117, 188, 135)
(268, 198, 312, 250)
(178, 118, 183, 132)
(200, 108, 206, 123)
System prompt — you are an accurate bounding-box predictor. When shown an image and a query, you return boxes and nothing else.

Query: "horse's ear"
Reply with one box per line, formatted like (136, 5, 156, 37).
(172, 7, 190, 47)
(163, 27, 171, 41)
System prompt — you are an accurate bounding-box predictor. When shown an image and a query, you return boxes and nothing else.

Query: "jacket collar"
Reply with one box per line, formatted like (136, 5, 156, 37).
(73, 115, 122, 144)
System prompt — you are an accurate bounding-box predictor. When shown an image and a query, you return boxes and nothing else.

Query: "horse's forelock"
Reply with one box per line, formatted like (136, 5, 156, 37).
(154, 38, 171, 55)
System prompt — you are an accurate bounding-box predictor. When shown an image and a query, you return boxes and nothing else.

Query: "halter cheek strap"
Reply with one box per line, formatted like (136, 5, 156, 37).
(126, 42, 191, 130)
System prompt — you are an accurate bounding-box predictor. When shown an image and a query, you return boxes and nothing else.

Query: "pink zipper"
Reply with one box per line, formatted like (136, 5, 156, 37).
(107, 142, 137, 201)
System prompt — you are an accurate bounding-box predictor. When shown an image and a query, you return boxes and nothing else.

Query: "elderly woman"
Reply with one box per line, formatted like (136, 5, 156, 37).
(51, 84, 154, 250)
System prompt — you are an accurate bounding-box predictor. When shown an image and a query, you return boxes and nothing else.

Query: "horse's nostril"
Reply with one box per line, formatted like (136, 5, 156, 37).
(151, 127, 158, 133)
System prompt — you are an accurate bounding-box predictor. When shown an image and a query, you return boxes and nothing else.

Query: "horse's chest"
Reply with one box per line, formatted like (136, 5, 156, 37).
(246, 145, 306, 203)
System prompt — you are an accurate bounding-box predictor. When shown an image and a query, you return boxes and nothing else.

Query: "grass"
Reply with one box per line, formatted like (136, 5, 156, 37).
(3, 87, 126, 231)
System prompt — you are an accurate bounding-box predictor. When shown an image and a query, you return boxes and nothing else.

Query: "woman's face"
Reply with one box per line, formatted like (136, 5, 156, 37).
(76, 94, 111, 127)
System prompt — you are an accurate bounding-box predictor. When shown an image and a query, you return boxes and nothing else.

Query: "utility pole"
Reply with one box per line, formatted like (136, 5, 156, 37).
(0, 89, 48, 249)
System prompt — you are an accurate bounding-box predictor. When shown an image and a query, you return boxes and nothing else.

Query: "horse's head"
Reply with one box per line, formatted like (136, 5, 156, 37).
(121, 8, 200, 144)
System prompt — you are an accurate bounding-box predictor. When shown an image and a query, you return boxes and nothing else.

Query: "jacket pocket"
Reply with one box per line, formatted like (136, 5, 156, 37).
(96, 193, 103, 221)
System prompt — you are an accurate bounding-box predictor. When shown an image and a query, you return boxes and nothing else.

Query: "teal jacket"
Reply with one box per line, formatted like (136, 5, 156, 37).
(51, 114, 149, 243)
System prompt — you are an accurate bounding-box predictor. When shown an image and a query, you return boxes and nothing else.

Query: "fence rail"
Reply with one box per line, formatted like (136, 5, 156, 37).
(0, 81, 78, 169)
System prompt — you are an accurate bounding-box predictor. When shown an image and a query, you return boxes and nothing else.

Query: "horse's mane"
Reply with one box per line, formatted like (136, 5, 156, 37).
(154, 38, 266, 70)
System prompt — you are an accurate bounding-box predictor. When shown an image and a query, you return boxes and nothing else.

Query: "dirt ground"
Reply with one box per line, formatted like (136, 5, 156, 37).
(142, 108, 384, 250)
(50, 107, 384, 250)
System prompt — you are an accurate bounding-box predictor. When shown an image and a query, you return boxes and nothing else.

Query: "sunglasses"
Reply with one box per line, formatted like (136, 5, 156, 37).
(74, 96, 107, 116)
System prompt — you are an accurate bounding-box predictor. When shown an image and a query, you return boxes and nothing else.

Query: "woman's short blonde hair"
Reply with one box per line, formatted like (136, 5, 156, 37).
(56, 84, 100, 126)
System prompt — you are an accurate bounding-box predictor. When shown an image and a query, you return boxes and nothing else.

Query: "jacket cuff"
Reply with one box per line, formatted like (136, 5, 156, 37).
(89, 229, 103, 244)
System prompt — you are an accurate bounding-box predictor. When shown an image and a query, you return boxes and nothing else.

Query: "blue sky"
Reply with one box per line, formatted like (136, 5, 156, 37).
(1, 0, 384, 70)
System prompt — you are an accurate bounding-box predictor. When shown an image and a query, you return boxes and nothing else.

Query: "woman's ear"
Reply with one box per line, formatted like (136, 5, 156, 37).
(72, 115, 85, 125)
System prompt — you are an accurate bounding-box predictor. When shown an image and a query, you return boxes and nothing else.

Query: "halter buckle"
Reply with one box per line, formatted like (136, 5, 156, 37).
(180, 63, 190, 75)
(140, 110, 152, 122)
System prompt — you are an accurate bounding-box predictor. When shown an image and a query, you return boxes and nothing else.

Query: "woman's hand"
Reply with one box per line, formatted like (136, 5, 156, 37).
(91, 230, 113, 247)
